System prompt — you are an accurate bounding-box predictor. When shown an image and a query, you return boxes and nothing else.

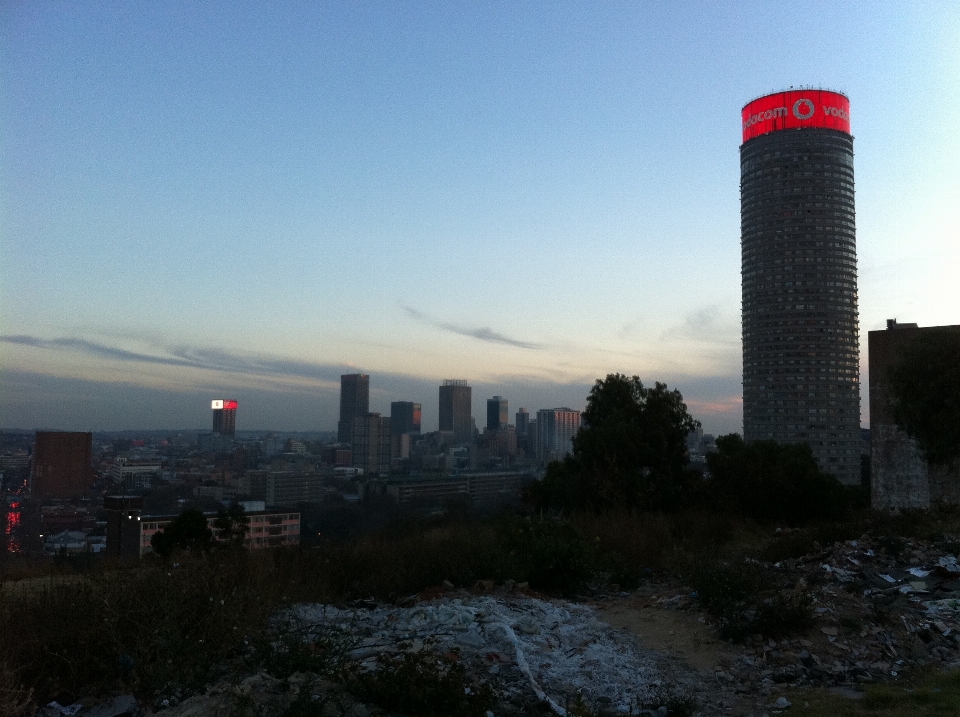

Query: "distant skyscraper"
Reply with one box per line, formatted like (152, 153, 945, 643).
(515, 408, 529, 436)
(338, 374, 370, 445)
(211, 399, 238, 436)
(740, 89, 860, 485)
(352, 413, 392, 475)
(439, 379, 473, 444)
(390, 401, 422, 435)
(32, 431, 93, 499)
(535, 408, 581, 466)
(486, 396, 508, 431)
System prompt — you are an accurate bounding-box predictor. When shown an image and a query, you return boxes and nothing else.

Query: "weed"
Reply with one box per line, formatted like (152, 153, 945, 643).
(256, 616, 355, 681)
(346, 650, 494, 717)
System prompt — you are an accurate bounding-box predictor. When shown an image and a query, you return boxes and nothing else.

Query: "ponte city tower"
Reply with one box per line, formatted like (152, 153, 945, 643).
(740, 89, 860, 485)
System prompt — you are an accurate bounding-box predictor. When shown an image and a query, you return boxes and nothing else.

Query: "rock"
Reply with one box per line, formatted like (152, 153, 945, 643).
(441, 579, 455, 591)
(772, 695, 792, 709)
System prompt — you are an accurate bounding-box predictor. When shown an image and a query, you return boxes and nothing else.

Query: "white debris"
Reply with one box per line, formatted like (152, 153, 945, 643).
(286, 596, 665, 714)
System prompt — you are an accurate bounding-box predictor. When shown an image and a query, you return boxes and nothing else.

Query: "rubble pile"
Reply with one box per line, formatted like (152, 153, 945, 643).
(700, 536, 960, 696)
(288, 587, 685, 715)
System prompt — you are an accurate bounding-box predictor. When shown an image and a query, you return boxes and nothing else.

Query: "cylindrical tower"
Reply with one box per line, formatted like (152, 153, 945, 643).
(740, 89, 860, 485)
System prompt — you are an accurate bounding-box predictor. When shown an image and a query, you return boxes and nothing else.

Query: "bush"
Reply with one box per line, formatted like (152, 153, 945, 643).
(500, 516, 596, 595)
(346, 650, 494, 717)
(690, 560, 812, 641)
(0, 551, 278, 703)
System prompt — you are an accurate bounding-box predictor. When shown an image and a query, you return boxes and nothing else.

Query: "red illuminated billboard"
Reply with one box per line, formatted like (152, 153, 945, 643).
(742, 90, 850, 143)
(211, 399, 238, 410)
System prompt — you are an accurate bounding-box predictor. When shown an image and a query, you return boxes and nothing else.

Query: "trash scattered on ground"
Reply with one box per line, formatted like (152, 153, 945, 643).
(287, 595, 673, 715)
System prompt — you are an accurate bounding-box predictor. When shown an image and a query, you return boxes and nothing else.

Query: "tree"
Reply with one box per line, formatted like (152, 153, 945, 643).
(705, 434, 855, 523)
(213, 502, 249, 548)
(888, 329, 960, 466)
(531, 374, 700, 512)
(151, 508, 214, 558)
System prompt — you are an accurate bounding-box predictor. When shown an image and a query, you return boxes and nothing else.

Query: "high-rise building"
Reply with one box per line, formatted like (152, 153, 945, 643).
(515, 408, 529, 437)
(390, 401, 422, 435)
(32, 431, 94, 499)
(338, 374, 370, 445)
(535, 408, 581, 466)
(740, 89, 860, 485)
(352, 413, 393, 475)
(211, 399, 238, 436)
(439, 379, 473, 444)
(486, 396, 508, 431)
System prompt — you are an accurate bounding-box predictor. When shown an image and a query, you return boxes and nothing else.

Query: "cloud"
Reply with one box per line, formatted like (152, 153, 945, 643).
(658, 306, 739, 344)
(1, 334, 350, 384)
(400, 304, 545, 350)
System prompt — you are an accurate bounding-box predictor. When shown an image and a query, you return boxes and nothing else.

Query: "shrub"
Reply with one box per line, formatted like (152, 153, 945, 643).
(0, 551, 278, 703)
(500, 516, 596, 594)
(690, 560, 812, 641)
(346, 650, 494, 717)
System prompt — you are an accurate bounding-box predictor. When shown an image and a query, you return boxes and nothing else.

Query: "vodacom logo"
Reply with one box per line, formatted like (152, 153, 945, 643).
(792, 98, 815, 120)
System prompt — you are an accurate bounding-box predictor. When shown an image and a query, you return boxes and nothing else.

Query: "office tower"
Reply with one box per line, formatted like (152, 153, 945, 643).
(868, 320, 960, 508)
(535, 408, 581, 466)
(515, 408, 529, 436)
(211, 399, 238, 436)
(352, 413, 392, 475)
(338, 374, 370, 445)
(439, 379, 473, 444)
(390, 401, 422, 435)
(31, 431, 94, 499)
(741, 89, 860, 485)
(486, 396, 508, 431)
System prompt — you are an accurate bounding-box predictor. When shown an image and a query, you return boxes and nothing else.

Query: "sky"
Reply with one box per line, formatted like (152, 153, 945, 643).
(2, 1, 959, 435)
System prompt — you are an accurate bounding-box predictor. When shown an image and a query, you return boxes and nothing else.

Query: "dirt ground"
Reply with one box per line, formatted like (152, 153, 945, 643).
(597, 586, 730, 672)
(594, 585, 802, 716)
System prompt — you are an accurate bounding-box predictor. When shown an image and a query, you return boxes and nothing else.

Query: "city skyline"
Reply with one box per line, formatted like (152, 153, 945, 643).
(3, 3, 959, 434)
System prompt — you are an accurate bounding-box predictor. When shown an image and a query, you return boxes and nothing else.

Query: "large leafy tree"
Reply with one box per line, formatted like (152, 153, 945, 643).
(151, 508, 214, 558)
(532, 374, 700, 511)
(888, 329, 960, 466)
(705, 434, 855, 523)
(213, 502, 250, 548)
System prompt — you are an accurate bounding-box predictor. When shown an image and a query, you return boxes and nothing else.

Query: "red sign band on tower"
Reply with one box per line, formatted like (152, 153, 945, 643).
(742, 90, 850, 143)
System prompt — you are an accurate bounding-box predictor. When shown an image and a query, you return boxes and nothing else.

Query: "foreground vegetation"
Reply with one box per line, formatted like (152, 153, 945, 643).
(790, 667, 960, 716)
(5, 502, 960, 715)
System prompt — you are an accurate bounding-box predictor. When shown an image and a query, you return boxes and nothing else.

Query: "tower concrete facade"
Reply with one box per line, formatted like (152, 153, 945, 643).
(740, 89, 860, 485)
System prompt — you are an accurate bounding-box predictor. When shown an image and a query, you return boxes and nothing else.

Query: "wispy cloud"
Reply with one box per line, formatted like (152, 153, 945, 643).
(1, 334, 350, 383)
(400, 305, 545, 350)
(658, 306, 739, 344)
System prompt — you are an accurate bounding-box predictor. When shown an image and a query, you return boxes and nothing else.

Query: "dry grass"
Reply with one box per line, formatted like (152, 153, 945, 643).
(6, 504, 960, 707)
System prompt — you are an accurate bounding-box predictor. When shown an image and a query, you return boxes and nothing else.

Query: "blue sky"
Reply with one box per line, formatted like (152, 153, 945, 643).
(2, 1, 958, 433)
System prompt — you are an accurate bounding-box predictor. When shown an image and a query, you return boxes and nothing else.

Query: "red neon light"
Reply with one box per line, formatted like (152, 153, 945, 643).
(224, 400, 238, 410)
(742, 90, 850, 143)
